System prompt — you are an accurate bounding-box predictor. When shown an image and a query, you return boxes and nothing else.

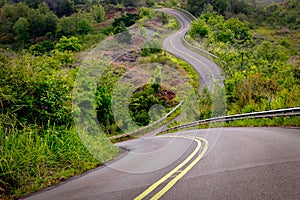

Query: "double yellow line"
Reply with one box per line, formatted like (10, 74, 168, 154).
(134, 136, 209, 200)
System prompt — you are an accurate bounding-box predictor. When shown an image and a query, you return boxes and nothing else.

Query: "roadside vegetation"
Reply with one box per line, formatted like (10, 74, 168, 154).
(185, 1, 299, 118)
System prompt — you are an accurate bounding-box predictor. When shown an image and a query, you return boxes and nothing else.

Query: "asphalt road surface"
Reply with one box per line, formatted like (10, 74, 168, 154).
(161, 8, 224, 93)
(25, 127, 300, 200)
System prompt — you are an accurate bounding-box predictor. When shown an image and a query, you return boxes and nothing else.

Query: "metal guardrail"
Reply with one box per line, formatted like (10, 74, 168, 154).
(183, 32, 220, 59)
(174, 7, 197, 20)
(173, 7, 232, 74)
(159, 107, 300, 134)
(109, 101, 184, 140)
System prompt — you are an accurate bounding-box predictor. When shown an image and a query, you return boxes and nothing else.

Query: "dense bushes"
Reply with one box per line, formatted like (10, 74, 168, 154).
(188, 9, 300, 114)
(0, 2, 102, 50)
(0, 53, 75, 127)
(112, 13, 140, 27)
(185, 0, 300, 30)
(56, 11, 94, 37)
(55, 36, 82, 52)
(129, 84, 178, 126)
(0, 50, 120, 198)
(0, 3, 58, 46)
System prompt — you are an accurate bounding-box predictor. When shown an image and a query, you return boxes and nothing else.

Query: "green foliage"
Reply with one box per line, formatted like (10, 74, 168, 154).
(129, 84, 177, 126)
(78, 32, 106, 49)
(53, 50, 76, 67)
(0, 53, 75, 127)
(57, 11, 94, 37)
(185, 0, 230, 16)
(29, 40, 55, 55)
(189, 20, 209, 39)
(224, 18, 251, 44)
(1, 3, 31, 32)
(95, 66, 124, 135)
(145, 0, 155, 7)
(185, 0, 300, 30)
(13, 17, 30, 48)
(164, 17, 177, 30)
(0, 2, 58, 47)
(0, 47, 119, 198)
(56, 16, 77, 36)
(190, 11, 252, 45)
(188, 9, 300, 116)
(0, 123, 118, 198)
(46, 0, 75, 17)
(112, 13, 140, 28)
(55, 36, 82, 52)
(90, 4, 105, 23)
(122, 0, 137, 7)
(140, 7, 152, 18)
(27, 3, 58, 38)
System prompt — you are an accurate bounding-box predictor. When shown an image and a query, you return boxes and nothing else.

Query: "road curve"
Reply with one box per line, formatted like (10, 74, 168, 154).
(161, 8, 224, 93)
(24, 127, 300, 200)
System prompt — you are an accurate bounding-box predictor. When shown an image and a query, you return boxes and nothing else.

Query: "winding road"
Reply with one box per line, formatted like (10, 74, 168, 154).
(161, 8, 224, 93)
(24, 9, 300, 200)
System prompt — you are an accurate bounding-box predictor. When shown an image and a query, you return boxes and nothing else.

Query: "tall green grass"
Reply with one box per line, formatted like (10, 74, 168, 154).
(0, 122, 119, 199)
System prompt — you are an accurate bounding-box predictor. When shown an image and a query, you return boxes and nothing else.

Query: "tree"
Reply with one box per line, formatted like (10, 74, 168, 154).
(13, 17, 30, 48)
(141, 40, 162, 56)
(113, 21, 126, 34)
(112, 13, 140, 28)
(28, 3, 58, 38)
(91, 4, 105, 23)
(1, 2, 31, 33)
(0, 0, 9, 6)
(57, 16, 77, 37)
(185, 0, 231, 16)
(189, 20, 209, 38)
(225, 18, 251, 44)
(145, 0, 155, 7)
(76, 12, 94, 35)
(44, 0, 74, 17)
(57, 11, 94, 37)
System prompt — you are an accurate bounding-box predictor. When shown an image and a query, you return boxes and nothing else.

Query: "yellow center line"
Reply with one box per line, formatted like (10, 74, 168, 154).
(166, 11, 218, 85)
(169, 36, 217, 84)
(151, 137, 208, 200)
(134, 136, 208, 200)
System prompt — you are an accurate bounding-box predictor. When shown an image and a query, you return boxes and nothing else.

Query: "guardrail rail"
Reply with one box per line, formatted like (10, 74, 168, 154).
(173, 7, 232, 75)
(109, 101, 184, 140)
(159, 107, 300, 134)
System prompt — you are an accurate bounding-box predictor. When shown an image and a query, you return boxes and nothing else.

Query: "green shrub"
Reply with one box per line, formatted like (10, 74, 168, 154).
(29, 40, 55, 55)
(55, 36, 82, 52)
(112, 13, 140, 28)
(0, 53, 75, 127)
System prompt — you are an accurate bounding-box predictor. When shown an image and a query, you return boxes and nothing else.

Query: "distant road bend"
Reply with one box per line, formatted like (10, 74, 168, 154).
(25, 9, 300, 200)
(161, 8, 224, 93)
